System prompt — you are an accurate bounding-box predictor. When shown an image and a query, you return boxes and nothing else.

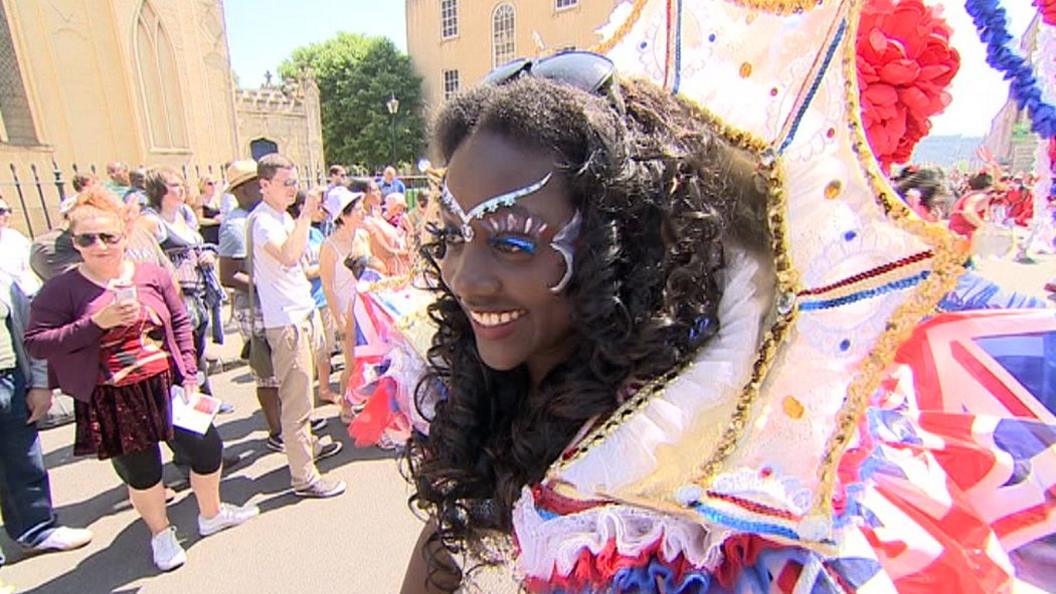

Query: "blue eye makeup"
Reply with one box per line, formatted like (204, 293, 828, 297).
(489, 236, 537, 255)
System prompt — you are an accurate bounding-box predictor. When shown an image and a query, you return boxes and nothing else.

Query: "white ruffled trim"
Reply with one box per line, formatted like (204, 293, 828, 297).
(558, 245, 772, 494)
(512, 248, 771, 579)
(513, 487, 731, 579)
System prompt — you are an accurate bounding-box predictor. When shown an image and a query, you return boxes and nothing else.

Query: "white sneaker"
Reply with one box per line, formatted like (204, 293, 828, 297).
(150, 526, 186, 572)
(29, 526, 93, 553)
(198, 503, 260, 537)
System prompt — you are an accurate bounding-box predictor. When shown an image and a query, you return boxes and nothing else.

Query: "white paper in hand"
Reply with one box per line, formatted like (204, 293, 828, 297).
(171, 385, 220, 435)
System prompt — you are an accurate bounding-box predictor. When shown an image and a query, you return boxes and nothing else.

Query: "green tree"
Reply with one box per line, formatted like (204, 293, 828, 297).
(279, 33, 425, 172)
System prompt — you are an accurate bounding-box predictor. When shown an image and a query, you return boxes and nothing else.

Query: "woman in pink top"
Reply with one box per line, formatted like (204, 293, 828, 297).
(24, 193, 257, 572)
(948, 172, 993, 239)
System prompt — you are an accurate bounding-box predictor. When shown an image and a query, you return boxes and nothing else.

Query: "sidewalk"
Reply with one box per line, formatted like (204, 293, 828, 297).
(1, 336, 422, 593)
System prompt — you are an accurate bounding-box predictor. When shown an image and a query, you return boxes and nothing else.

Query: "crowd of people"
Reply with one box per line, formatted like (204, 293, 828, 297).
(892, 163, 1056, 294)
(893, 164, 1050, 241)
(0, 154, 429, 578)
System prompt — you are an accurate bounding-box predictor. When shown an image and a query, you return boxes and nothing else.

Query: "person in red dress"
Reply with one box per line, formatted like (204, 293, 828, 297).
(24, 194, 257, 572)
(948, 171, 993, 239)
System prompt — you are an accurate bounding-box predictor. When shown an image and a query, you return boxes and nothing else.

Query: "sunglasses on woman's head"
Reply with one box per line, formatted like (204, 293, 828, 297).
(483, 50, 616, 96)
(73, 232, 123, 247)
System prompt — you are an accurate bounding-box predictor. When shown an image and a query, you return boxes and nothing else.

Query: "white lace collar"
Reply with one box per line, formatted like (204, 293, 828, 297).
(551, 244, 774, 497)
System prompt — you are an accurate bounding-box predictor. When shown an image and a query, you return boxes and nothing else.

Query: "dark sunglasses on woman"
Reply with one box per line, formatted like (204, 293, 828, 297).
(0, 207, 11, 215)
(73, 232, 123, 247)
(482, 50, 617, 97)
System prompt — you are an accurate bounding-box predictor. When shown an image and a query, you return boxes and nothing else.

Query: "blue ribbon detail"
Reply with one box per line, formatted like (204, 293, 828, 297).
(778, 20, 847, 155)
(800, 270, 931, 311)
(692, 503, 801, 540)
(672, 0, 684, 94)
(965, 0, 1056, 139)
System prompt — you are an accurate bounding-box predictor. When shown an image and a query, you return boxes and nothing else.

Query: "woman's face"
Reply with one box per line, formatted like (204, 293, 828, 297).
(439, 131, 576, 379)
(0, 198, 10, 229)
(162, 173, 185, 209)
(71, 215, 126, 269)
(341, 200, 366, 227)
(311, 203, 328, 223)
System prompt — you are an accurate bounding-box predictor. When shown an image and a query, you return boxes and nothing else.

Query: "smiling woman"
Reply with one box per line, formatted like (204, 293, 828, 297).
(25, 192, 257, 573)
(404, 60, 770, 592)
(399, 38, 1056, 593)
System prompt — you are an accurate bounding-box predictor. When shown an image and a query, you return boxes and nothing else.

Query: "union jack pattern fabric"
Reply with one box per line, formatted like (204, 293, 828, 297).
(513, 310, 1056, 593)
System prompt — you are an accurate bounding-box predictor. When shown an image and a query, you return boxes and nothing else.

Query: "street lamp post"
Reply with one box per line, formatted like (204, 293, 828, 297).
(386, 92, 399, 167)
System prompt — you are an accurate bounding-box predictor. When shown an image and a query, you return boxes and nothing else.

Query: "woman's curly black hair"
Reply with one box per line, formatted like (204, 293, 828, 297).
(405, 75, 770, 590)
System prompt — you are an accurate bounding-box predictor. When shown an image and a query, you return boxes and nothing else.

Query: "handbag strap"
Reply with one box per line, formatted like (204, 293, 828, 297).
(244, 212, 261, 330)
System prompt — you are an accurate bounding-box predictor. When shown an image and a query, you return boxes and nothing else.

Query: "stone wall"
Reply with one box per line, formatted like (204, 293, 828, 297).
(233, 78, 325, 178)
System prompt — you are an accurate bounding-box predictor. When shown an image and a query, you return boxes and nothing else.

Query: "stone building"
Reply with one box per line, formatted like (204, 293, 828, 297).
(0, 0, 323, 236)
(405, 0, 617, 116)
(235, 76, 325, 178)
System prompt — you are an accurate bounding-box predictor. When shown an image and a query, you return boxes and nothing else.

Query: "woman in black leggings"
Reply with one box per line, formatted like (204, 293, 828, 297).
(25, 189, 257, 572)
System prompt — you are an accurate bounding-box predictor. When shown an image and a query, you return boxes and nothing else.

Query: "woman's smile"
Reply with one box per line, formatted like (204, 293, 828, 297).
(466, 307, 528, 341)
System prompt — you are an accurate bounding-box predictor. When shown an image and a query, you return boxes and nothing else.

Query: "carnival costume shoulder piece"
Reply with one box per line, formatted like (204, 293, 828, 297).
(422, 1, 1056, 592)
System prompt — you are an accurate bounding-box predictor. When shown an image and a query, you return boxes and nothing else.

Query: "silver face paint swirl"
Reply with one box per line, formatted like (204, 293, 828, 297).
(439, 173, 553, 241)
(549, 210, 582, 293)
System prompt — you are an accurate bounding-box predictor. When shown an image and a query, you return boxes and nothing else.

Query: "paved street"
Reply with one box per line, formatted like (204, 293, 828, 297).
(2, 251, 1054, 594)
(1, 334, 422, 594)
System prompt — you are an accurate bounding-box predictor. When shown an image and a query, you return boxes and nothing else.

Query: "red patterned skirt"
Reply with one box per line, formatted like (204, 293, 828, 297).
(74, 369, 174, 460)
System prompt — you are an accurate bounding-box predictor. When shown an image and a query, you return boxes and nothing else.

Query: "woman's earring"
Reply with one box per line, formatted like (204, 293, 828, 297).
(548, 211, 582, 293)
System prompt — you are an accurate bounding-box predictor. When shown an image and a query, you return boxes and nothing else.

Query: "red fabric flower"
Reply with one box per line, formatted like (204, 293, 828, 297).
(856, 0, 961, 172)
(1037, 0, 1056, 27)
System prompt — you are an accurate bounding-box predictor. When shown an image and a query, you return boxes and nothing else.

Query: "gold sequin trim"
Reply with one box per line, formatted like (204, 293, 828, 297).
(810, 0, 968, 517)
(590, 0, 650, 55)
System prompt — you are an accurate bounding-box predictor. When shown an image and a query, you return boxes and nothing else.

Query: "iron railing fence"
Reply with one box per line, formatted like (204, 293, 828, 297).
(2, 160, 435, 239)
(2, 160, 327, 238)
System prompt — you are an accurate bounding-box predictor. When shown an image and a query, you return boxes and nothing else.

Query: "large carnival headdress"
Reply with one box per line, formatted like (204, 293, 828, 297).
(540, 0, 970, 551)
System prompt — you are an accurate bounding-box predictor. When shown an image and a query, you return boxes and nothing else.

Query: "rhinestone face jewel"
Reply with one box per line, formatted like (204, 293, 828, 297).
(439, 173, 553, 241)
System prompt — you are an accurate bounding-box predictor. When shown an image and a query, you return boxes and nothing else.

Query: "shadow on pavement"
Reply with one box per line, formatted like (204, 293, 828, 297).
(23, 490, 232, 594)
(41, 443, 78, 472)
(6, 420, 400, 590)
(211, 409, 267, 442)
(23, 518, 157, 593)
(228, 371, 255, 385)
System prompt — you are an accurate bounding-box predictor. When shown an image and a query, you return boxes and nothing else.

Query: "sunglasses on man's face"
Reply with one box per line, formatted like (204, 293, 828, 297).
(482, 50, 616, 96)
(0, 207, 11, 216)
(73, 232, 123, 247)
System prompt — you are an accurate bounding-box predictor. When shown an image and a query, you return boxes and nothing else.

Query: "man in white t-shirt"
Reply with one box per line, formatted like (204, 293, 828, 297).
(249, 154, 345, 498)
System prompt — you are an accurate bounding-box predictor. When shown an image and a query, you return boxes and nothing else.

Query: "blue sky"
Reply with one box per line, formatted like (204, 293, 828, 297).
(223, 0, 1037, 137)
(223, 0, 406, 88)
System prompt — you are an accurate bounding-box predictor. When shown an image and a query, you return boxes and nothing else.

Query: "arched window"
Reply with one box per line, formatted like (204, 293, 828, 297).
(250, 138, 278, 161)
(492, 4, 515, 68)
(134, 1, 188, 149)
(0, 2, 37, 145)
